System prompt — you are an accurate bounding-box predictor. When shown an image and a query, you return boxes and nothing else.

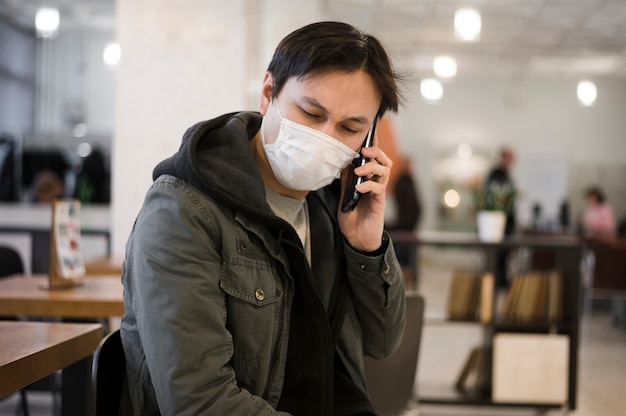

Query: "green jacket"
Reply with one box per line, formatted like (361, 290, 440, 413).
(120, 112, 406, 415)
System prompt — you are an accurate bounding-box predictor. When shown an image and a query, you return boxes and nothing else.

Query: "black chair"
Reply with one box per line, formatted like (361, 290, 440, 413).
(0, 245, 24, 323)
(364, 293, 425, 416)
(0, 245, 24, 278)
(91, 329, 126, 416)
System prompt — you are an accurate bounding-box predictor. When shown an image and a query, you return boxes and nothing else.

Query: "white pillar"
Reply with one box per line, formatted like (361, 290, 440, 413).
(111, 0, 250, 255)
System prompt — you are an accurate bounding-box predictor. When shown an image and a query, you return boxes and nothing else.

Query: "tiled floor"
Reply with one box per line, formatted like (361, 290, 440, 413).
(416, 310, 626, 416)
(1, 248, 625, 416)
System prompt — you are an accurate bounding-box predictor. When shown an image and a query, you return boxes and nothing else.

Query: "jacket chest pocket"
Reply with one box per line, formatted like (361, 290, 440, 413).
(220, 238, 284, 362)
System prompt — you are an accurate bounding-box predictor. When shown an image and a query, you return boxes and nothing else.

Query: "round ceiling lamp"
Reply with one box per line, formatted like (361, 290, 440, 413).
(455, 8, 481, 42)
(35, 7, 60, 38)
(420, 78, 443, 103)
(103, 43, 121, 67)
(577, 80, 597, 106)
(434, 56, 458, 79)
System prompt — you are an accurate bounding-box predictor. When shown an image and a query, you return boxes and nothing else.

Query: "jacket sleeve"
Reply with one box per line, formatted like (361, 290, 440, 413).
(124, 178, 290, 416)
(343, 232, 406, 358)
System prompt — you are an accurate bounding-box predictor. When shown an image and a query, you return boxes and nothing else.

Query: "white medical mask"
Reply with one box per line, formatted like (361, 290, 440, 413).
(263, 102, 359, 191)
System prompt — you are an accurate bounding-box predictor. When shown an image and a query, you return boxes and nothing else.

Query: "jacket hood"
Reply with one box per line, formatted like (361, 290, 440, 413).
(153, 112, 271, 214)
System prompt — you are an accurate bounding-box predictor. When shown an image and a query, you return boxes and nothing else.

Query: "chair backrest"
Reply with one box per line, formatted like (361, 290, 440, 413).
(91, 329, 126, 416)
(364, 293, 425, 416)
(0, 245, 24, 277)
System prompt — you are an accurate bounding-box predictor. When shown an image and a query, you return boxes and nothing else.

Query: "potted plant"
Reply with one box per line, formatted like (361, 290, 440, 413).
(472, 182, 517, 242)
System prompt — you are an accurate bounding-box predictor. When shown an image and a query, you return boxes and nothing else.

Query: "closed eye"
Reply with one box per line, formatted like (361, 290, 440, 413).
(301, 108, 323, 120)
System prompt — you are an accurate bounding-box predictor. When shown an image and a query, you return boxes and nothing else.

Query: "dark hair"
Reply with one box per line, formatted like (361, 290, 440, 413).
(585, 185, 606, 203)
(267, 21, 403, 117)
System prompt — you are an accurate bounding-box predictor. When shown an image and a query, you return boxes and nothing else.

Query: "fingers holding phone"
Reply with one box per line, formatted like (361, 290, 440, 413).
(340, 115, 391, 213)
(348, 146, 392, 211)
(338, 133, 393, 252)
(354, 146, 392, 187)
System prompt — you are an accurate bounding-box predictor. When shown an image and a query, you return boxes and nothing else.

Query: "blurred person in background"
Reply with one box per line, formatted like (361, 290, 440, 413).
(385, 156, 421, 277)
(387, 156, 421, 234)
(580, 185, 615, 238)
(485, 147, 517, 288)
(32, 170, 64, 203)
(485, 147, 517, 235)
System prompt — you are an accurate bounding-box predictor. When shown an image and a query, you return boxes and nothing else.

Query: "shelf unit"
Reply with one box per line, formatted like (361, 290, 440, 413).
(391, 231, 584, 411)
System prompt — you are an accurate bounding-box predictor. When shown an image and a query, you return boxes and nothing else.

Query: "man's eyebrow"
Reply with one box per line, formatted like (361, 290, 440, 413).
(302, 97, 371, 125)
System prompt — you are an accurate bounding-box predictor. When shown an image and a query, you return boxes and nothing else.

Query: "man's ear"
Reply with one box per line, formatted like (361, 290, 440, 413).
(259, 72, 274, 115)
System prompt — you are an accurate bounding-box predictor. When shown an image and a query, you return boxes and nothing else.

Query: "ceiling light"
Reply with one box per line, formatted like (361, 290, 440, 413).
(103, 43, 121, 67)
(73, 123, 88, 138)
(457, 143, 473, 160)
(77, 142, 93, 157)
(577, 80, 597, 106)
(434, 56, 458, 78)
(35, 7, 60, 38)
(443, 189, 461, 208)
(420, 78, 443, 102)
(455, 8, 481, 42)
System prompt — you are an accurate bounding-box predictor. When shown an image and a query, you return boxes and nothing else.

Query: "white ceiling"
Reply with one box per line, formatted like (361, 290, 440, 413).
(325, 0, 626, 80)
(2, 0, 626, 80)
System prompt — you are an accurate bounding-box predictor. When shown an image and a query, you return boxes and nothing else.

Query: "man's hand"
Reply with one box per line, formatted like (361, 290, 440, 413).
(338, 145, 393, 252)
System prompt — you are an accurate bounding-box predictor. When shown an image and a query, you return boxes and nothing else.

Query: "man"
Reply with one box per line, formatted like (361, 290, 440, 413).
(120, 21, 406, 415)
(485, 147, 517, 288)
(485, 147, 516, 235)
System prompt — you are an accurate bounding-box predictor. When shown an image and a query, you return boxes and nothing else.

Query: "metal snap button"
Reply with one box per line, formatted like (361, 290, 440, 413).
(255, 289, 265, 301)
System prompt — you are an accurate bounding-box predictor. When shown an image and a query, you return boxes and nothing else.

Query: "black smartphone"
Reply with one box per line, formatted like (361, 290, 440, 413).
(341, 117, 378, 212)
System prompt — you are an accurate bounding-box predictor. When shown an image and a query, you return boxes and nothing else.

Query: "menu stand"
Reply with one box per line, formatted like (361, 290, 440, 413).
(40, 199, 85, 290)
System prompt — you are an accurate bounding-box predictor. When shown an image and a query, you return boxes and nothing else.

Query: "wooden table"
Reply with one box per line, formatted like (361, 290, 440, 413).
(85, 255, 124, 275)
(0, 321, 103, 398)
(0, 274, 124, 318)
(0, 274, 123, 415)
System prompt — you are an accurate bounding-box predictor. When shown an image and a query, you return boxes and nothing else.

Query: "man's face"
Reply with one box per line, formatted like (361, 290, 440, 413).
(260, 70, 381, 152)
(501, 149, 514, 167)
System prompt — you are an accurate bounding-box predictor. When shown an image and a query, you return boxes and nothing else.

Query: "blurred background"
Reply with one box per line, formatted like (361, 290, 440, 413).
(1, 2, 626, 415)
(0, 0, 625, 251)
